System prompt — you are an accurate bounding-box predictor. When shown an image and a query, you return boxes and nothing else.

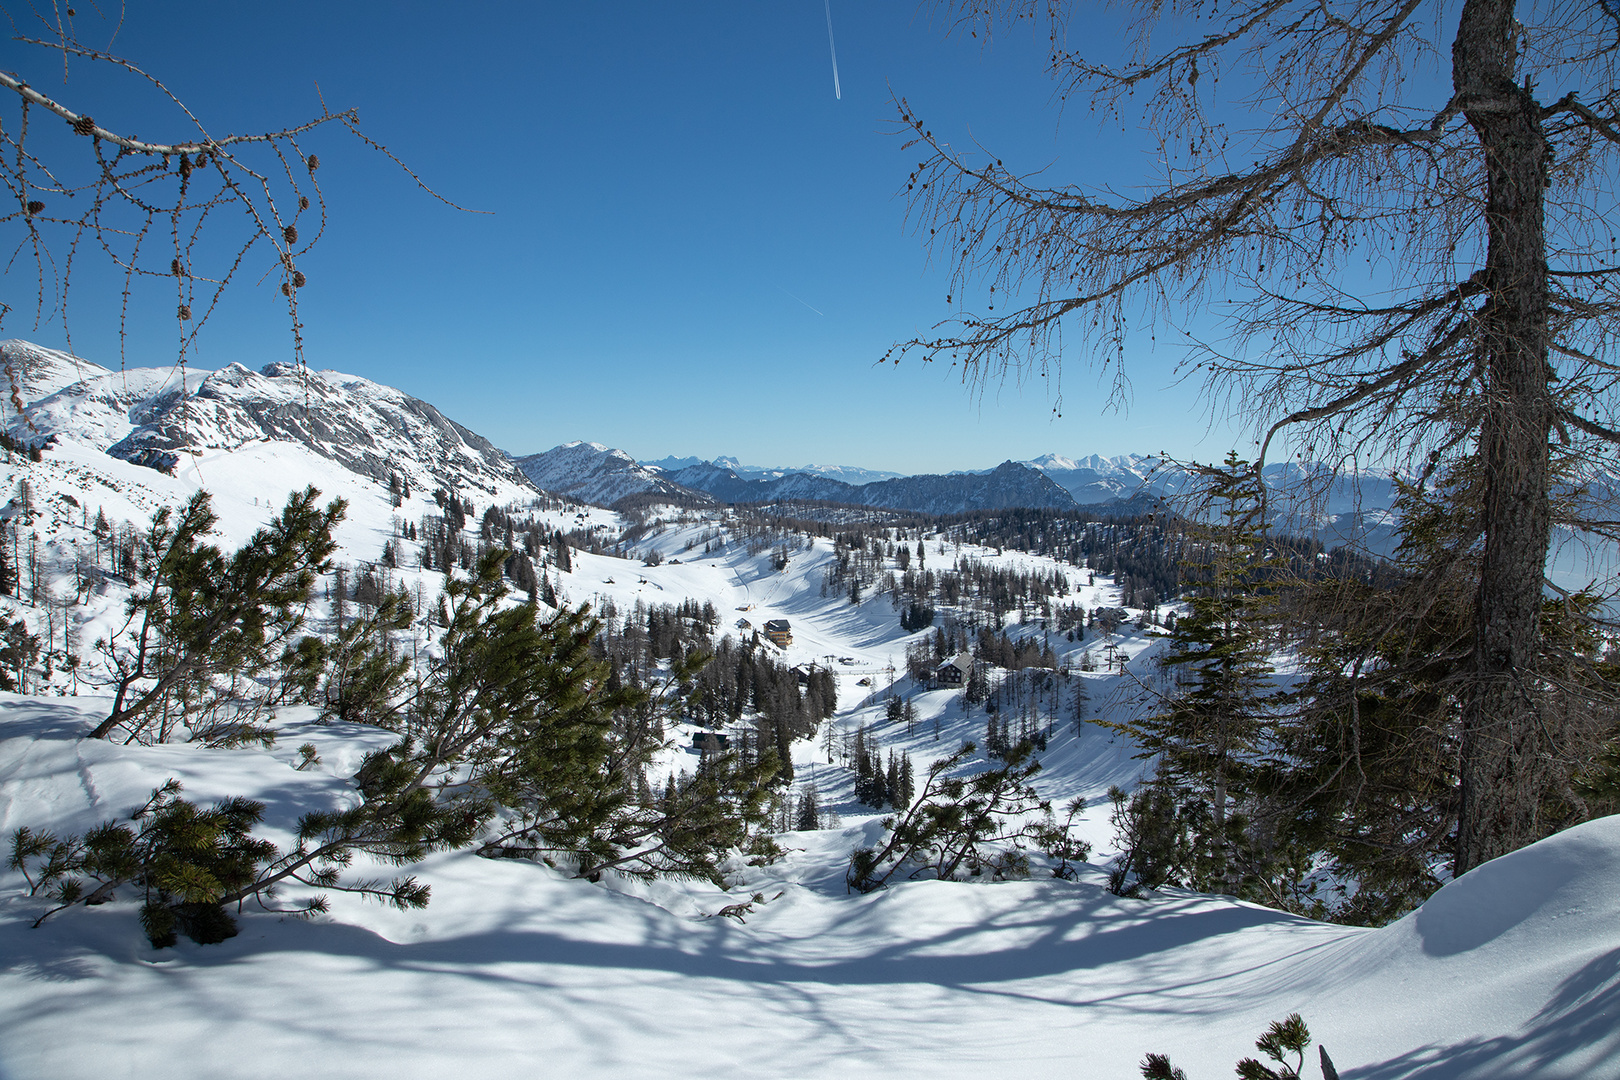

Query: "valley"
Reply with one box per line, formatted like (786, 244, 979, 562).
(0, 341, 1615, 1077)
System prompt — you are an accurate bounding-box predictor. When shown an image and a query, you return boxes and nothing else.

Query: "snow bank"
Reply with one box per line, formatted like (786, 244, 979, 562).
(1, 696, 1615, 1080)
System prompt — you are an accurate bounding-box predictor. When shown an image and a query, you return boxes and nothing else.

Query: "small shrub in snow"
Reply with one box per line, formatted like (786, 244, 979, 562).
(1028, 796, 1091, 880)
(846, 741, 1047, 892)
(1141, 1013, 1339, 1080)
(10, 779, 277, 947)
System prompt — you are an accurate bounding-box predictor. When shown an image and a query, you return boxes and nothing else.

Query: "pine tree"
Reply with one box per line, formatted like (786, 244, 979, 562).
(1123, 457, 1281, 894)
(794, 786, 821, 831)
(332, 565, 349, 633)
(847, 742, 1046, 891)
(90, 488, 344, 743)
(315, 587, 414, 727)
(964, 661, 988, 708)
(1275, 470, 1620, 921)
(0, 617, 39, 691)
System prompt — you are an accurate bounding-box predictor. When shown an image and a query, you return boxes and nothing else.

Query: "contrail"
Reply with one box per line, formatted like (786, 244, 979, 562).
(779, 286, 825, 316)
(824, 0, 842, 100)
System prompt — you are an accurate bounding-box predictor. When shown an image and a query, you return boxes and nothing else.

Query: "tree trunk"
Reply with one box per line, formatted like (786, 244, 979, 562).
(1452, 0, 1557, 876)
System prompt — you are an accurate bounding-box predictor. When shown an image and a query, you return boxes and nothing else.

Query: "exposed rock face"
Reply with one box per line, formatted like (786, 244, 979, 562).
(1, 339, 110, 410)
(11, 353, 536, 501)
(512, 441, 698, 506)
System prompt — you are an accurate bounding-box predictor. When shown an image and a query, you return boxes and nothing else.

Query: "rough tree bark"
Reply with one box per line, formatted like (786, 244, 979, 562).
(1453, 0, 1558, 874)
(888, 0, 1620, 881)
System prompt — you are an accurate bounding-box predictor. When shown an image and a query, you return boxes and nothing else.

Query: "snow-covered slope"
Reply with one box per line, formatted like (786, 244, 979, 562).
(7, 349, 537, 503)
(9, 365, 208, 452)
(513, 440, 700, 506)
(0, 390, 1613, 1077)
(2, 685, 1615, 1079)
(0, 339, 111, 409)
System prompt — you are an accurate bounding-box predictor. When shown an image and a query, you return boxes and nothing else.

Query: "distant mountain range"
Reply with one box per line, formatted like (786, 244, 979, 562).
(510, 441, 688, 507)
(660, 457, 1078, 515)
(645, 455, 904, 486)
(1, 336, 1401, 541)
(512, 442, 1079, 516)
(509, 440, 1403, 547)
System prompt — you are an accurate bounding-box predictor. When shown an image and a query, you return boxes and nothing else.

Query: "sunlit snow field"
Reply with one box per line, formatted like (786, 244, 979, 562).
(3, 692, 1619, 1079)
(1, 345, 1617, 1078)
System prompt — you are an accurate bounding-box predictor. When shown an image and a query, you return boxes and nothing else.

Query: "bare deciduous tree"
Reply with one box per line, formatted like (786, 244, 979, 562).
(890, 0, 1620, 874)
(1, 2, 463, 384)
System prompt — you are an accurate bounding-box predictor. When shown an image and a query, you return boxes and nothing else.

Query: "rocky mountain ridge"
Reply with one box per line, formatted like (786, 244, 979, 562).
(4, 340, 538, 503)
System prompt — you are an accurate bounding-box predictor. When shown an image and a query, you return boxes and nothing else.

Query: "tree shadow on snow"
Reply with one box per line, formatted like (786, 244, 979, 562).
(1348, 946, 1620, 1079)
(115, 879, 1335, 1022)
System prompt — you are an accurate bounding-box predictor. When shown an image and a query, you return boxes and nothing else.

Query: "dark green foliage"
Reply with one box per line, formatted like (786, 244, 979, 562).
(249, 744, 478, 915)
(794, 786, 821, 831)
(91, 488, 344, 743)
(0, 616, 40, 691)
(1139, 1055, 1187, 1080)
(316, 587, 414, 726)
(963, 662, 988, 708)
(1105, 783, 1196, 897)
(1121, 458, 1285, 894)
(1273, 472, 1620, 921)
(851, 725, 914, 809)
(1238, 1014, 1312, 1080)
(23, 549, 780, 945)
(275, 633, 328, 705)
(1574, 734, 1620, 805)
(417, 552, 779, 884)
(1142, 1013, 1338, 1080)
(1108, 459, 1329, 910)
(1028, 796, 1091, 880)
(644, 751, 782, 882)
(899, 600, 935, 632)
(847, 742, 1045, 892)
(685, 630, 832, 734)
(11, 779, 276, 947)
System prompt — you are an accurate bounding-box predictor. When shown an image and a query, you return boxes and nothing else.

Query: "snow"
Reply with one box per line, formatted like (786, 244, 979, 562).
(0, 340, 111, 406)
(2, 689, 1616, 1078)
(512, 441, 690, 506)
(1, 344, 1616, 1078)
(2, 514, 1614, 1077)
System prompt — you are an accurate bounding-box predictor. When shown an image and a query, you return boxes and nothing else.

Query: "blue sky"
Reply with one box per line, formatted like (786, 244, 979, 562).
(9, 2, 1241, 474)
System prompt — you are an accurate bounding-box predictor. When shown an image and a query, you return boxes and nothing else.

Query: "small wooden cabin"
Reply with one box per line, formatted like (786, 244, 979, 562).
(936, 652, 974, 686)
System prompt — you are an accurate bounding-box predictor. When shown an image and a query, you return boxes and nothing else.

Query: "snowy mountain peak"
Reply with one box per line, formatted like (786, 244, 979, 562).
(513, 441, 699, 507)
(669, 455, 906, 485)
(1, 338, 111, 409)
(8, 344, 536, 502)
